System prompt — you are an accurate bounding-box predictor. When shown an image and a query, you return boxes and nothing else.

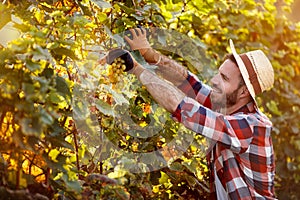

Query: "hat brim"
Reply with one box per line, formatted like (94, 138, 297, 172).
(229, 39, 256, 100)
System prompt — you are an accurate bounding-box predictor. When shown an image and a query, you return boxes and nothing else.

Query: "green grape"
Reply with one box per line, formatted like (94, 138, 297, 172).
(107, 57, 126, 84)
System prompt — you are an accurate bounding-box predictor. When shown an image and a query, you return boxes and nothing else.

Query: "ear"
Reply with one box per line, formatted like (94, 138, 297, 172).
(239, 85, 250, 98)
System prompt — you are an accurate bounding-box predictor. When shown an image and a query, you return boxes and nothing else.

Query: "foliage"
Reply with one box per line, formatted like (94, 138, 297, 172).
(0, 0, 299, 199)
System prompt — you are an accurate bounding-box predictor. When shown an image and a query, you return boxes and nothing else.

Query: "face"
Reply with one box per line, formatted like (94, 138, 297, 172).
(210, 59, 244, 110)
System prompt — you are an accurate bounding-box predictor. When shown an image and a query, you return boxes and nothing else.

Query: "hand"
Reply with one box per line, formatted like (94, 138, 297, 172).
(106, 49, 134, 72)
(105, 48, 146, 78)
(124, 28, 151, 55)
(125, 27, 160, 64)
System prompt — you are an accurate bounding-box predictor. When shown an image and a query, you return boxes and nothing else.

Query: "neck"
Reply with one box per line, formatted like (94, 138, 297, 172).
(224, 98, 252, 115)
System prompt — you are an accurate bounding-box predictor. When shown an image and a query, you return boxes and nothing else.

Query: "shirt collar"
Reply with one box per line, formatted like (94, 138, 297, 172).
(230, 100, 256, 115)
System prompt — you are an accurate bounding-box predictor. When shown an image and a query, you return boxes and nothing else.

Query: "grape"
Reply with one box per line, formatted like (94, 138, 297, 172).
(106, 49, 134, 72)
(106, 57, 126, 84)
(104, 49, 133, 89)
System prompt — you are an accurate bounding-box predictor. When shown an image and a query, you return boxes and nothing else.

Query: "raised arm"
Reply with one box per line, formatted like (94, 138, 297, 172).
(124, 28, 212, 107)
(124, 28, 188, 86)
(132, 64, 185, 113)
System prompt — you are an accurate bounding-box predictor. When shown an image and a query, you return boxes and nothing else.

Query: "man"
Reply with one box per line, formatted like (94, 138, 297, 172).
(107, 28, 276, 199)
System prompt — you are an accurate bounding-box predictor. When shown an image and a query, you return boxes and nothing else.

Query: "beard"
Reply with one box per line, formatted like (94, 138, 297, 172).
(210, 86, 240, 111)
(226, 88, 239, 106)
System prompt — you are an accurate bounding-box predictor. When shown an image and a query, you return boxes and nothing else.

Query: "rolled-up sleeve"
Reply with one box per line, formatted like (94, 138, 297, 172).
(177, 72, 212, 108)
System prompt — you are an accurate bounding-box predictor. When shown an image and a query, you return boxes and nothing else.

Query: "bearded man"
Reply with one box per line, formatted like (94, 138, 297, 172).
(105, 28, 276, 200)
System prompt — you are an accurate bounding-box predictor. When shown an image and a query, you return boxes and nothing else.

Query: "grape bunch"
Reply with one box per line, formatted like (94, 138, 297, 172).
(107, 57, 127, 84)
(105, 49, 134, 85)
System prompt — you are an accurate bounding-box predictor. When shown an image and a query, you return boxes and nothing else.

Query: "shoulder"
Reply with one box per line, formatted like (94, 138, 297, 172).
(228, 108, 272, 128)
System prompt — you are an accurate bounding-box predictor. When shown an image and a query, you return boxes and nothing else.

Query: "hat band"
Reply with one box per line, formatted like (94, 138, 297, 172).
(240, 54, 262, 95)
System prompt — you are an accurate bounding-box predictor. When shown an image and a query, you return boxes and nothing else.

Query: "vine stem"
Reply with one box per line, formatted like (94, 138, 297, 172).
(16, 151, 21, 189)
(28, 154, 36, 175)
(73, 126, 80, 172)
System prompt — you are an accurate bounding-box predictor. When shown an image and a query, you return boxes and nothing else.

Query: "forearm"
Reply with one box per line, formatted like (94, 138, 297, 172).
(136, 49, 212, 109)
(132, 64, 185, 113)
(156, 54, 189, 86)
(143, 49, 188, 86)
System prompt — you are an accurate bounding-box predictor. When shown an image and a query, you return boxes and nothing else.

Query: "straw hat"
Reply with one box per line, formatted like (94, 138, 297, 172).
(229, 39, 274, 100)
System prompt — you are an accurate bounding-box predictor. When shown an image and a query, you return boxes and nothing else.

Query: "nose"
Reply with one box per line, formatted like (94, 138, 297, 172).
(210, 73, 219, 87)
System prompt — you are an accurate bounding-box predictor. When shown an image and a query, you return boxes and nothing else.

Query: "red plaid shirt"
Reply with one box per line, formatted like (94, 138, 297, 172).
(172, 72, 276, 199)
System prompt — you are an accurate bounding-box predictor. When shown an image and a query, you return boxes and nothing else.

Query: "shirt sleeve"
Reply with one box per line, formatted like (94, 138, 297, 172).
(177, 71, 212, 109)
(172, 97, 254, 154)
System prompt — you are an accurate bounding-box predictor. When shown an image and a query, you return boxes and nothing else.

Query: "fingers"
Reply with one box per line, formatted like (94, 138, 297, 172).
(127, 27, 146, 39)
(135, 27, 146, 37)
(136, 25, 147, 35)
(124, 35, 133, 44)
(129, 28, 138, 38)
(124, 28, 138, 43)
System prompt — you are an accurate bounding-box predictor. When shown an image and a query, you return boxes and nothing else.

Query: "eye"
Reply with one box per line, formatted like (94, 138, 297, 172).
(221, 73, 229, 81)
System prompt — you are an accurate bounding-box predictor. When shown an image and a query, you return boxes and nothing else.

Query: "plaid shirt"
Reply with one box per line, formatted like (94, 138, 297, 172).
(172, 72, 276, 199)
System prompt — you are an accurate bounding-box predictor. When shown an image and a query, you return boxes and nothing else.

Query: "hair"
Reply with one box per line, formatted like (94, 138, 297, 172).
(225, 53, 245, 88)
